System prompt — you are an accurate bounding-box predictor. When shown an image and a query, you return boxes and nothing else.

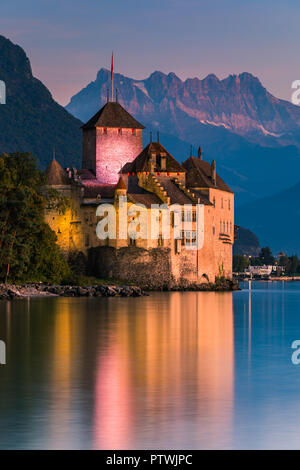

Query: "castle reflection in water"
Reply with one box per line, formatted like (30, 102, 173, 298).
(0, 283, 295, 449)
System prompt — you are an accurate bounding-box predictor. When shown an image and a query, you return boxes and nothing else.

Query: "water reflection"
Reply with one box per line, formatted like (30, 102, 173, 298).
(1, 284, 300, 449)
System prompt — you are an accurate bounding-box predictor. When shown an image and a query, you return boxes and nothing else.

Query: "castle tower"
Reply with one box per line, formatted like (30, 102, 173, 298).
(81, 102, 145, 184)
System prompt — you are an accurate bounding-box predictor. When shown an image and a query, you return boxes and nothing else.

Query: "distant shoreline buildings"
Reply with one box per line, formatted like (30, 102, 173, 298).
(45, 100, 234, 288)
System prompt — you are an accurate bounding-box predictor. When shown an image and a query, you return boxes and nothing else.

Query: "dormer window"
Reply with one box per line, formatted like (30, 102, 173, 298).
(150, 153, 156, 172)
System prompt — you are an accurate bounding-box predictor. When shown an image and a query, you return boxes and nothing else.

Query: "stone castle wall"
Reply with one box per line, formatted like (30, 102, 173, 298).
(82, 127, 143, 183)
(88, 246, 174, 289)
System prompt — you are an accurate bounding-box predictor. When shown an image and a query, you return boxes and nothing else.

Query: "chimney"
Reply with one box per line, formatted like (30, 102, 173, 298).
(211, 160, 216, 185)
(198, 146, 202, 160)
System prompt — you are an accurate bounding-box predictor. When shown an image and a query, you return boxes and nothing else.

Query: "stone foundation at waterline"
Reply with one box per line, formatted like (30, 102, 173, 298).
(88, 245, 234, 290)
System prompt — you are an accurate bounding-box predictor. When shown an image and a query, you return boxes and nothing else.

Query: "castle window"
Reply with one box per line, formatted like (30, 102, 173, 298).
(230, 222, 232, 234)
(129, 238, 136, 247)
(226, 221, 229, 233)
(220, 221, 222, 232)
(221, 198, 224, 209)
(213, 197, 216, 207)
(158, 235, 164, 247)
(103, 127, 107, 134)
(228, 199, 231, 210)
(186, 231, 197, 246)
(183, 211, 192, 222)
(132, 129, 136, 135)
(118, 128, 122, 135)
(213, 226, 215, 235)
(192, 211, 197, 222)
(223, 221, 225, 232)
(180, 230, 185, 246)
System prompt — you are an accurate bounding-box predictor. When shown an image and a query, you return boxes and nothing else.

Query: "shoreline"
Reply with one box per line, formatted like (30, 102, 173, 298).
(235, 276, 300, 282)
(0, 279, 240, 300)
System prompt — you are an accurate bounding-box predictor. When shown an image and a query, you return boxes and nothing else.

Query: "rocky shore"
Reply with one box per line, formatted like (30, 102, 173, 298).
(0, 284, 147, 300)
(0, 278, 240, 301)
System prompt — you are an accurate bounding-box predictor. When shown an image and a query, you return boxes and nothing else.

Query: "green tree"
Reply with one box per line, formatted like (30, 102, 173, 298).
(0, 152, 70, 283)
(233, 254, 250, 272)
(258, 246, 275, 265)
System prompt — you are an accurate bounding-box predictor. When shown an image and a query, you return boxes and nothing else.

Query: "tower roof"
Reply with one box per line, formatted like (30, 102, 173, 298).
(120, 141, 186, 174)
(81, 101, 145, 130)
(115, 176, 127, 190)
(182, 156, 233, 193)
(45, 159, 70, 185)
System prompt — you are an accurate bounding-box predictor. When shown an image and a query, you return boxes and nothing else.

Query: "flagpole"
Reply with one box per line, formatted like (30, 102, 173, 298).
(111, 52, 114, 102)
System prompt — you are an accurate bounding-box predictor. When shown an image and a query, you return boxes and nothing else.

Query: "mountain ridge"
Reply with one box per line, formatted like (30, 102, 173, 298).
(0, 35, 82, 169)
(66, 67, 300, 205)
(66, 67, 300, 147)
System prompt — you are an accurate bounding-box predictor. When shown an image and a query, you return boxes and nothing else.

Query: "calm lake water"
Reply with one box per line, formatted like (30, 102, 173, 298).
(1, 281, 300, 449)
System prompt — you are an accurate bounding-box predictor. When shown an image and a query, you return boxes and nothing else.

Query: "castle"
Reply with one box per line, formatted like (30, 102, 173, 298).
(45, 100, 234, 288)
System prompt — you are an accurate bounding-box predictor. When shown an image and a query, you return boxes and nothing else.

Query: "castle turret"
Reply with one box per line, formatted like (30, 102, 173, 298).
(114, 176, 127, 197)
(81, 102, 145, 184)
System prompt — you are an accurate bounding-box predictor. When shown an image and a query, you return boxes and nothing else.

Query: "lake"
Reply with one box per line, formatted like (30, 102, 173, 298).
(0, 281, 300, 449)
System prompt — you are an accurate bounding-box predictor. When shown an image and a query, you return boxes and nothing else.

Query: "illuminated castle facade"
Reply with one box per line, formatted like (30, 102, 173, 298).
(45, 101, 234, 288)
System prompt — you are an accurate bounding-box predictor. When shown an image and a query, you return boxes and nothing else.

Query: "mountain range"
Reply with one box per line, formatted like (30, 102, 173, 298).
(0, 35, 82, 169)
(66, 68, 300, 205)
(237, 182, 300, 255)
(1, 34, 300, 253)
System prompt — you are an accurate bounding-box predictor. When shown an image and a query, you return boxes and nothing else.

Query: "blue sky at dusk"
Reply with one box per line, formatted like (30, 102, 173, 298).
(0, 0, 299, 105)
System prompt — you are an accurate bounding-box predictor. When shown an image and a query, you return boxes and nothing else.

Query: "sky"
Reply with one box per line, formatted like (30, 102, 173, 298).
(0, 0, 299, 105)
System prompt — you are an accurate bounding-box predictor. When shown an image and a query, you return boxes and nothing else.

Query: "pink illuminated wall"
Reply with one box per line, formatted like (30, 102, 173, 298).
(82, 127, 143, 184)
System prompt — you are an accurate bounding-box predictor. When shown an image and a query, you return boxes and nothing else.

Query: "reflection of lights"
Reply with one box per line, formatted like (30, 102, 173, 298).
(93, 292, 234, 449)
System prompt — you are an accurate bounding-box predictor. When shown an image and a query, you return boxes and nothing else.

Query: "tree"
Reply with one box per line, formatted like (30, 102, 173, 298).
(258, 246, 275, 265)
(0, 152, 70, 283)
(233, 254, 250, 272)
